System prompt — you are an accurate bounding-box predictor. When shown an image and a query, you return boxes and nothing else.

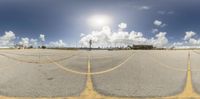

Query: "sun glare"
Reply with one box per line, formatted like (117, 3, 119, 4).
(88, 15, 111, 27)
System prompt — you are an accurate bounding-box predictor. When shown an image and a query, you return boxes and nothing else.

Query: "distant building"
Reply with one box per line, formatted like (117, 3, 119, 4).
(129, 44, 154, 50)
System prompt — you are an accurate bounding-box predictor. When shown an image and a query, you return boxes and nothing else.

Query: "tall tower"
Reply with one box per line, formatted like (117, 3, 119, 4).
(89, 39, 92, 50)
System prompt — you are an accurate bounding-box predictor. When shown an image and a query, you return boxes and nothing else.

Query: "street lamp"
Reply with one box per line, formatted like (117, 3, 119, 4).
(89, 39, 92, 50)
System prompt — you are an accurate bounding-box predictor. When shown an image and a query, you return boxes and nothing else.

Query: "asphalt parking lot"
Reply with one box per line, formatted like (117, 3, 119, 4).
(0, 49, 200, 98)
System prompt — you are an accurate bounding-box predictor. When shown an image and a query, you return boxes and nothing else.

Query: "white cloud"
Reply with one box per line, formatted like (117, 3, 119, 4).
(30, 38, 38, 47)
(128, 31, 147, 45)
(150, 32, 168, 48)
(153, 20, 166, 28)
(39, 34, 45, 42)
(79, 23, 169, 48)
(19, 37, 29, 47)
(118, 23, 127, 29)
(18, 37, 38, 48)
(0, 31, 16, 47)
(79, 26, 112, 47)
(188, 38, 200, 45)
(161, 23, 166, 28)
(152, 28, 159, 33)
(139, 6, 150, 10)
(154, 20, 162, 26)
(184, 31, 196, 40)
(171, 31, 200, 48)
(173, 42, 183, 46)
(49, 40, 66, 48)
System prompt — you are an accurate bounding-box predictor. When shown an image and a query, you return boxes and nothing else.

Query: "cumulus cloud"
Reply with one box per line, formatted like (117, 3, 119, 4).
(17, 37, 38, 48)
(0, 31, 16, 47)
(171, 31, 200, 48)
(171, 42, 183, 47)
(161, 24, 166, 27)
(39, 34, 45, 42)
(154, 20, 162, 26)
(79, 26, 112, 47)
(79, 23, 169, 48)
(118, 23, 127, 29)
(152, 28, 159, 33)
(184, 31, 196, 40)
(153, 20, 166, 27)
(188, 38, 200, 45)
(49, 40, 66, 48)
(30, 39, 38, 47)
(150, 32, 168, 48)
(19, 37, 29, 47)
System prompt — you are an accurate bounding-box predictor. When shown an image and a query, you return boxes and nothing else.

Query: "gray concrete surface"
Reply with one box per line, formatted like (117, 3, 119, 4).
(90, 50, 133, 72)
(93, 50, 188, 97)
(190, 50, 200, 94)
(0, 49, 196, 98)
(56, 50, 89, 73)
(0, 50, 86, 97)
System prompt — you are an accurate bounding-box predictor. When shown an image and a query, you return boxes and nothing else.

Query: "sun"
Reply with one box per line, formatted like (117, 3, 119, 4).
(88, 15, 111, 27)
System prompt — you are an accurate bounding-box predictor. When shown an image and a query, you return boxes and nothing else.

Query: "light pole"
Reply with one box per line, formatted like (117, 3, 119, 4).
(89, 39, 92, 50)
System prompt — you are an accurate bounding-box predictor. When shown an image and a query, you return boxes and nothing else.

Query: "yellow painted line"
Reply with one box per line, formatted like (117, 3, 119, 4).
(89, 52, 134, 75)
(2, 51, 200, 99)
(0, 53, 132, 99)
(47, 56, 88, 75)
(146, 53, 187, 72)
(79, 54, 102, 99)
(165, 51, 200, 98)
(47, 52, 135, 75)
(0, 52, 78, 64)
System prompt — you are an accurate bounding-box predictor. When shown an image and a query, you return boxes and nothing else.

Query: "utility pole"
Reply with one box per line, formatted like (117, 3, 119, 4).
(89, 39, 92, 50)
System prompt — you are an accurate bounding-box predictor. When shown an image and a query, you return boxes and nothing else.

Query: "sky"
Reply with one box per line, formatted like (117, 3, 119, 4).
(0, 0, 200, 48)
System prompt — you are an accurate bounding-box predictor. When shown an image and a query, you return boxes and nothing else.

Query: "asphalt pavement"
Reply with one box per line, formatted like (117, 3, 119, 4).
(0, 49, 199, 98)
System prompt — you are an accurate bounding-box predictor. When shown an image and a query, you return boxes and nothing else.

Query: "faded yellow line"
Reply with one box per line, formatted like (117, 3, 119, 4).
(47, 52, 134, 75)
(146, 53, 187, 72)
(2, 51, 200, 99)
(0, 52, 78, 64)
(47, 56, 88, 75)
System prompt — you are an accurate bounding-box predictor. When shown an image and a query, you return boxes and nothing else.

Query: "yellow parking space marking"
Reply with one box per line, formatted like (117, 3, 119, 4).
(165, 51, 200, 99)
(47, 52, 135, 75)
(79, 55, 102, 98)
(1, 51, 200, 99)
(179, 52, 198, 97)
(146, 52, 187, 72)
(47, 56, 88, 75)
(0, 52, 78, 64)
